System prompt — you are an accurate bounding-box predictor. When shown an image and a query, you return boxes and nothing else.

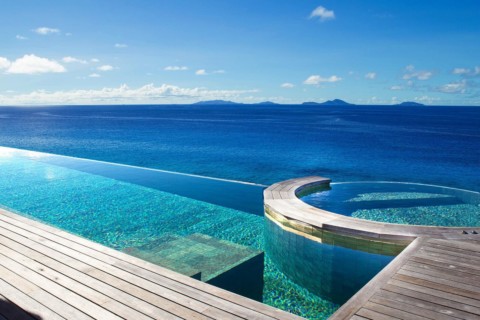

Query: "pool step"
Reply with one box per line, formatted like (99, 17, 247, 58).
(124, 233, 264, 301)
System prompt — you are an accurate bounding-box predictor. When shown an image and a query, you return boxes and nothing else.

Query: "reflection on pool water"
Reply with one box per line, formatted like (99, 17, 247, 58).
(301, 182, 480, 227)
(0, 147, 395, 319)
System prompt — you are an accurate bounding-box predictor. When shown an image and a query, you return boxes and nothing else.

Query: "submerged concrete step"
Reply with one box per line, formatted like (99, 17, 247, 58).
(124, 233, 264, 301)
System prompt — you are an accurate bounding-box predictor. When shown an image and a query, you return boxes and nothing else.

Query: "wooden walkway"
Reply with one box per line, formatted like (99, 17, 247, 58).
(331, 237, 480, 320)
(0, 208, 302, 320)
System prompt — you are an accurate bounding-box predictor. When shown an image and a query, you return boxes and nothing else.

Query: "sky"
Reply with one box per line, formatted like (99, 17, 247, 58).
(0, 0, 479, 106)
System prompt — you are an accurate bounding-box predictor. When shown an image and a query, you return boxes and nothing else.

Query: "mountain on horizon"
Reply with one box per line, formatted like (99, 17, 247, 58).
(193, 100, 242, 105)
(394, 101, 425, 106)
(302, 99, 354, 106)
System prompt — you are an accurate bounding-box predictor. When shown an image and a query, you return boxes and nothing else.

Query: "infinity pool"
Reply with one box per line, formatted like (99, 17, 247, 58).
(301, 182, 480, 227)
(0, 147, 395, 319)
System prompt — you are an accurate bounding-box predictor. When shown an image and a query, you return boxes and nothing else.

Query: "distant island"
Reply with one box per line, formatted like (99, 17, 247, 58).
(302, 99, 353, 106)
(193, 100, 241, 105)
(394, 101, 425, 107)
(193, 99, 424, 106)
(194, 100, 281, 105)
(255, 101, 278, 105)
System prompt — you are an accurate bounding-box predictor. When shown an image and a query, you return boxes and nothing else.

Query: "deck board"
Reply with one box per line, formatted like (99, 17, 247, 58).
(0, 208, 301, 320)
(330, 237, 480, 319)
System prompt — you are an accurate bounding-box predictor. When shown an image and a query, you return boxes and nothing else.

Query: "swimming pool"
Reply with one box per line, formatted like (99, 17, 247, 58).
(0, 147, 394, 319)
(301, 182, 480, 227)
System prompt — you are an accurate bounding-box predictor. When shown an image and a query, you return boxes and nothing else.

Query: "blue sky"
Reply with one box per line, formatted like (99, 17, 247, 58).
(1, 0, 479, 105)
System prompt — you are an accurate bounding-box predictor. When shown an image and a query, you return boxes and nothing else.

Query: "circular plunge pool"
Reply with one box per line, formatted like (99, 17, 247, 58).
(300, 182, 480, 227)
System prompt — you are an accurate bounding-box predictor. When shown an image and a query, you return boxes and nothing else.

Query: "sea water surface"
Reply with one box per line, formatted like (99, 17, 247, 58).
(0, 104, 478, 191)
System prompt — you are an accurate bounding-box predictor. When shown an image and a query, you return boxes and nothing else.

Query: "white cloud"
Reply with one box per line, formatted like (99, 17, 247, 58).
(90, 58, 100, 63)
(452, 66, 480, 77)
(403, 65, 432, 81)
(438, 80, 467, 94)
(390, 85, 403, 90)
(365, 72, 376, 80)
(310, 6, 335, 21)
(62, 56, 87, 64)
(97, 65, 114, 71)
(114, 43, 127, 48)
(303, 75, 342, 85)
(33, 27, 60, 35)
(89, 73, 101, 78)
(5, 54, 66, 74)
(195, 69, 224, 75)
(164, 66, 188, 71)
(0, 83, 259, 105)
(414, 95, 440, 104)
(0, 57, 11, 70)
(453, 68, 470, 75)
(16, 35, 28, 40)
(281, 82, 295, 88)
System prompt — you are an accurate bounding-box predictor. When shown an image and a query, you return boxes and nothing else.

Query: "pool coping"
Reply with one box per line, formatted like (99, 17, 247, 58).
(264, 176, 479, 255)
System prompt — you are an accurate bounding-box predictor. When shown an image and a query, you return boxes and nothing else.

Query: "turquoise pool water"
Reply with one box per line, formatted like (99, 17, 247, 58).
(0, 147, 394, 319)
(301, 182, 480, 227)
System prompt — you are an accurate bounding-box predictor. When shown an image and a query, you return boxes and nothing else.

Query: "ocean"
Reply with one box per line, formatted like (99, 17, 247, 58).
(0, 104, 478, 191)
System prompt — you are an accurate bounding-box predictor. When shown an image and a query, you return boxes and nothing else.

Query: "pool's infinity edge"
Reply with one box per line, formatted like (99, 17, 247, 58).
(264, 176, 479, 256)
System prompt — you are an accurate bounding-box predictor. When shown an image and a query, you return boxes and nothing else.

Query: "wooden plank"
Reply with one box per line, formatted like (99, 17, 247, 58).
(329, 237, 427, 320)
(0, 243, 154, 320)
(429, 239, 480, 254)
(425, 242, 480, 258)
(389, 279, 480, 309)
(403, 262, 480, 287)
(379, 286, 480, 320)
(421, 245, 480, 263)
(0, 280, 65, 320)
(0, 212, 298, 320)
(0, 251, 123, 320)
(271, 190, 282, 199)
(371, 291, 461, 320)
(356, 307, 400, 320)
(363, 301, 428, 319)
(409, 256, 480, 277)
(0, 264, 93, 320)
(350, 316, 369, 320)
(0, 233, 183, 320)
(0, 224, 232, 320)
(394, 272, 480, 301)
(413, 251, 480, 272)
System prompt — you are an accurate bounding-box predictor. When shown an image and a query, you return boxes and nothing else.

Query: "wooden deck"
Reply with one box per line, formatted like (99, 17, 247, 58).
(0, 208, 302, 320)
(331, 237, 480, 320)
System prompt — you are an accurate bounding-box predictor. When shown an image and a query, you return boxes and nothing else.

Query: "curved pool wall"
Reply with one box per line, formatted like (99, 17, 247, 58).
(264, 217, 394, 305)
(264, 176, 479, 254)
(301, 181, 480, 227)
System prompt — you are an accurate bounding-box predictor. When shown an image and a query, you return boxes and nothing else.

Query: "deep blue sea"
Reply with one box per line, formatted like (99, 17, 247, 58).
(0, 104, 478, 191)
